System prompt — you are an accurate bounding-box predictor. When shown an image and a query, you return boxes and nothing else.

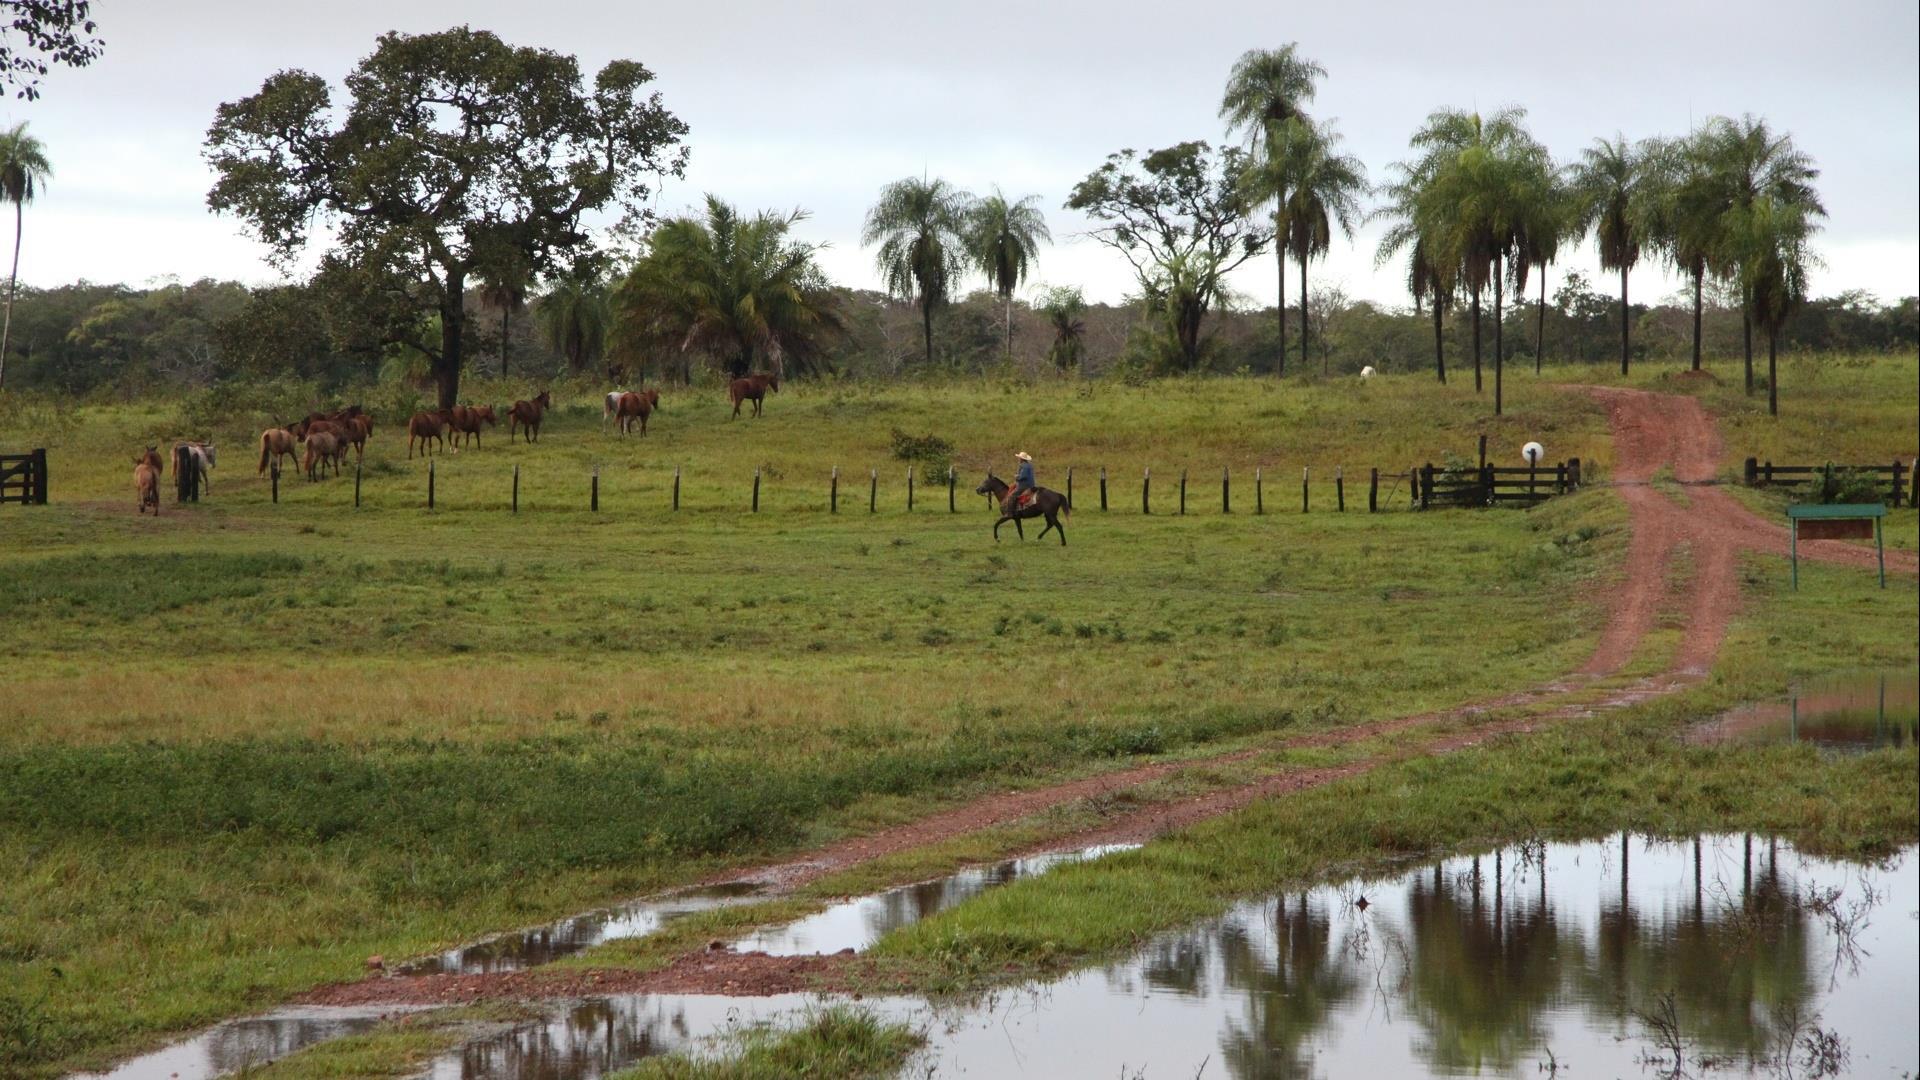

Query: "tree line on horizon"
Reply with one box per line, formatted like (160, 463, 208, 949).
(0, 27, 1904, 418)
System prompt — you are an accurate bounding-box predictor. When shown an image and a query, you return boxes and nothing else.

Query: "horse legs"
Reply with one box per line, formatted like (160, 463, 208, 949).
(992, 515, 1006, 541)
(1036, 516, 1055, 543)
(731, 399, 741, 419)
(1013, 517, 1025, 540)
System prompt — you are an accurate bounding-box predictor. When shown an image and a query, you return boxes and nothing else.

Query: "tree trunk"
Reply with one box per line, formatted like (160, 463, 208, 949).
(1493, 252, 1504, 416)
(1432, 301, 1446, 384)
(1742, 301, 1754, 395)
(1298, 248, 1310, 374)
(1690, 267, 1703, 372)
(1004, 293, 1014, 364)
(1767, 327, 1778, 417)
(1470, 288, 1482, 392)
(1619, 264, 1630, 376)
(500, 305, 510, 379)
(0, 199, 18, 391)
(921, 297, 934, 367)
(1535, 267, 1546, 375)
(1274, 213, 1287, 376)
(435, 275, 466, 411)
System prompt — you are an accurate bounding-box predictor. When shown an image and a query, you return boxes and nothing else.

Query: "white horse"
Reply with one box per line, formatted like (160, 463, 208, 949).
(179, 441, 216, 491)
(602, 390, 627, 429)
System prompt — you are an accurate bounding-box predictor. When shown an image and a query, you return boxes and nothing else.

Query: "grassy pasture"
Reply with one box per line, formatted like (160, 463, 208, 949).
(0, 357, 1911, 1075)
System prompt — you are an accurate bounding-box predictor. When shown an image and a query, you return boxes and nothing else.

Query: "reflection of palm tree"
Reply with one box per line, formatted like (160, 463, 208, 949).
(1216, 893, 1363, 1078)
(1401, 852, 1569, 1072)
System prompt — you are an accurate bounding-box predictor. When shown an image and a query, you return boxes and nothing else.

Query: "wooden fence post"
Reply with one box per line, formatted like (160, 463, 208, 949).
(831, 466, 839, 514)
(511, 465, 519, 513)
(271, 462, 279, 504)
(1099, 467, 1108, 511)
(1179, 469, 1187, 515)
(1256, 466, 1264, 514)
(1478, 434, 1487, 472)
(31, 447, 47, 503)
(1744, 457, 1758, 486)
(1763, 460, 1773, 484)
(428, 459, 435, 510)
(949, 466, 956, 512)
(1301, 467, 1310, 513)
(1065, 467, 1073, 511)
(869, 468, 877, 513)
(1336, 468, 1345, 512)
(592, 467, 600, 512)
(1369, 467, 1379, 513)
(752, 467, 760, 513)
(354, 463, 362, 508)
(1480, 463, 1494, 507)
(673, 466, 681, 511)
(1221, 467, 1230, 513)
(907, 466, 915, 511)
(1569, 457, 1582, 488)
(1420, 463, 1433, 510)
(1891, 460, 1906, 508)
(1142, 467, 1151, 515)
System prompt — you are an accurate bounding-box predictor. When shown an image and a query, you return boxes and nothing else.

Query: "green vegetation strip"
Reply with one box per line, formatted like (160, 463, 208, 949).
(611, 1007, 923, 1080)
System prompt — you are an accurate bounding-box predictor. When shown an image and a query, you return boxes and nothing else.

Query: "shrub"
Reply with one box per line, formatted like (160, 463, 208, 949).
(1794, 466, 1887, 505)
(888, 428, 954, 478)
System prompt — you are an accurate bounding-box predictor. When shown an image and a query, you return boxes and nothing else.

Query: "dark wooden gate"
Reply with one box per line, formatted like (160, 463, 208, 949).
(0, 448, 47, 504)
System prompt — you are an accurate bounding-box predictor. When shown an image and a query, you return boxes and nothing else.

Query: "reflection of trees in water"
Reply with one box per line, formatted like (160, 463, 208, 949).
(1214, 893, 1365, 1079)
(1579, 834, 1819, 1066)
(455, 998, 688, 1080)
(205, 1016, 384, 1073)
(867, 862, 1019, 941)
(1402, 850, 1570, 1073)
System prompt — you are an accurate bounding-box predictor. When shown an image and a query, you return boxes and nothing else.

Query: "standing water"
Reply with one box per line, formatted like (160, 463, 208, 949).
(422, 834, 1918, 1079)
(1693, 668, 1919, 751)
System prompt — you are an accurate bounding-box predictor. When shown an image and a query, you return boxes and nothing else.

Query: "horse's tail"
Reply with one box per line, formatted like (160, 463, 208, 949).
(258, 431, 270, 474)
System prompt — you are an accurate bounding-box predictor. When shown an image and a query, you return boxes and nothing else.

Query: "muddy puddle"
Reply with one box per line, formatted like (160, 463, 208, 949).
(421, 834, 1918, 1079)
(68, 1005, 428, 1080)
(735, 844, 1137, 956)
(1693, 668, 1918, 751)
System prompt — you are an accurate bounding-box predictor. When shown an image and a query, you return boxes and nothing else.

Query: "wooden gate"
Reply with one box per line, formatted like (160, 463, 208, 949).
(0, 448, 47, 505)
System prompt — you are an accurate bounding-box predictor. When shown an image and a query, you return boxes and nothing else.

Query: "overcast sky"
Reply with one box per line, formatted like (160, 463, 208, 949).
(12, 0, 1918, 310)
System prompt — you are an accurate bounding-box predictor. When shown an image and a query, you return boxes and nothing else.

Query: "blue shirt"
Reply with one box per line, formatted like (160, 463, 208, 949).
(1015, 461, 1035, 489)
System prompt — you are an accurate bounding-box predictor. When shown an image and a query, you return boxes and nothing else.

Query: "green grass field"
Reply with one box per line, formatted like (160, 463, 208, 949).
(0, 354, 1912, 1076)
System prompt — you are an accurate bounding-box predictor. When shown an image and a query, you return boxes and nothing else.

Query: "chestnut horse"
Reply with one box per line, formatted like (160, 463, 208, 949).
(449, 405, 497, 448)
(407, 410, 452, 459)
(508, 391, 552, 443)
(258, 428, 298, 475)
(975, 474, 1070, 546)
(728, 373, 778, 419)
(133, 446, 162, 514)
(613, 389, 661, 435)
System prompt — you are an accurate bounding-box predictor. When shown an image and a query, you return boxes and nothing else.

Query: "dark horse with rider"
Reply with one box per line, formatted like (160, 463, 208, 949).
(976, 451, 1070, 545)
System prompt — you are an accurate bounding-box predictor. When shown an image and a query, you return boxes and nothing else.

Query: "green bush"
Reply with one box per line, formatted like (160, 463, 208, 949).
(1794, 465, 1888, 505)
(887, 428, 954, 478)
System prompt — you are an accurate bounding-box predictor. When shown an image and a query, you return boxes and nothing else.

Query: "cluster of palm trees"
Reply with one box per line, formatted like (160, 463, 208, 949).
(861, 178, 1050, 367)
(1224, 45, 1823, 416)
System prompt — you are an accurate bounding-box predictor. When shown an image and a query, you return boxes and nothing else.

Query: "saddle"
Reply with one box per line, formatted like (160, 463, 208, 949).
(1005, 489, 1038, 512)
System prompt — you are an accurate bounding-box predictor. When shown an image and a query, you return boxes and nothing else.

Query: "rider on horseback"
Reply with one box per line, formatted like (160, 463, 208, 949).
(1009, 451, 1036, 512)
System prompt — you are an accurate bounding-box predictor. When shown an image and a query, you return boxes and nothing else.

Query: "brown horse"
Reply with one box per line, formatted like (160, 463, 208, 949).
(613, 389, 661, 435)
(257, 428, 298, 475)
(728, 373, 778, 419)
(508, 391, 552, 443)
(335, 414, 373, 459)
(976, 474, 1070, 546)
(407, 410, 452, 459)
(303, 431, 341, 481)
(133, 447, 162, 514)
(449, 405, 497, 448)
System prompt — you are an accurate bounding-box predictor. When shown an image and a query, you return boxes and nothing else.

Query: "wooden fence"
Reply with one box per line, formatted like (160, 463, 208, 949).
(1743, 458, 1911, 508)
(1414, 459, 1583, 510)
(0, 448, 47, 505)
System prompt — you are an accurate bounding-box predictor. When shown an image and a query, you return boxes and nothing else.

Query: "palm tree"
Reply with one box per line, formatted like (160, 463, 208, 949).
(1643, 130, 1721, 372)
(613, 195, 843, 380)
(1270, 118, 1367, 371)
(1571, 135, 1655, 376)
(1738, 197, 1817, 417)
(862, 176, 973, 367)
(0, 122, 51, 391)
(1409, 107, 1547, 413)
(1039, 285, 1087, 372)
(1516, 166, 1573, 374)
(1375, 165, 1456, 384)
(536, 270, 611, 376)
(1702, 115, 1824, 394)
(966, 188, 1050, 361)
(1220, 44, 1326, 375)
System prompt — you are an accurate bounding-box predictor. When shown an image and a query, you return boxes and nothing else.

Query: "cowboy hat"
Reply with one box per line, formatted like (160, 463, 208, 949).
(1014, 451, 1032, 461)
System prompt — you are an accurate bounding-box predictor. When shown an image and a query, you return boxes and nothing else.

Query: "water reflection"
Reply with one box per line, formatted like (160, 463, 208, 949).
(1695, 668, 1919, 751)
(70, 1006, 423, 1080)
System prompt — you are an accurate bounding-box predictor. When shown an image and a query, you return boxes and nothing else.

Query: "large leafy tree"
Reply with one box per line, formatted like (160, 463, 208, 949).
(1, 1, 103, 100)
(1266, 118, 1366, 372)
(204, 27, 688, 409)
(1219, 44, 1325, 373)
(1571, 134, 1657, 375)
(862, 176, 973, 367)
(0, 119, 49, 389)
(612, 195, 843, 380)
(1408, 107, 1549, 413)
(1702, 115, 1823, 395)
(1066, 141, 1267, 372)
(966, 188, 1049, 362)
